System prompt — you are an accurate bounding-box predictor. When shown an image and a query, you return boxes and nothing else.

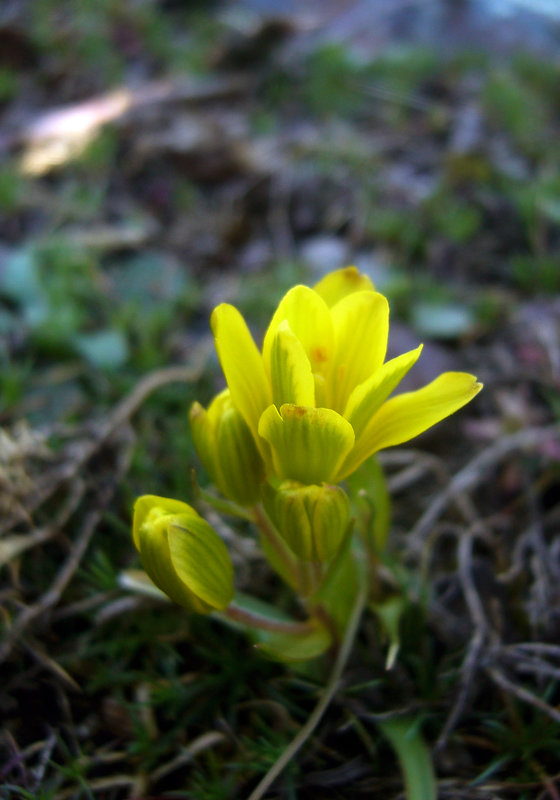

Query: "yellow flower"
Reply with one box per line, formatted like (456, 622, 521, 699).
(209, 267, 482, 485)
(133, 495, 234, 612)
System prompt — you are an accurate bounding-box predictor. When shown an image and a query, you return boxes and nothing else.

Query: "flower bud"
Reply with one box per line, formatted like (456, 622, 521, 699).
(190, 390, 264, 506)
(263, 480, 350, 562)
(132, 495, 234, 613)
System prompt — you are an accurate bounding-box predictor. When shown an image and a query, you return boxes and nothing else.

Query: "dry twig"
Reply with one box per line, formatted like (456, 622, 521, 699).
(410, 425, 560, 551)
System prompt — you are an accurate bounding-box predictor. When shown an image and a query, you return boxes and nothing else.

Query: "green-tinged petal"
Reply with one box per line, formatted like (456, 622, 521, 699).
(328, 291, 389, 412)
(190, 399, 219, 482)
(132, 495, 195, 551)
(258, 404, 355, 484)
(192, 391, 264, 506)
(211, 303, 272, 438)
(270, 320, 315, 408)
(168, 514, 234, 610)
(338, 372, 483, 479)
(214, 396, 264, 506)
(262, 285, 334, 376)
(314, 265, 375, 307)
(344, 345, 423, 438)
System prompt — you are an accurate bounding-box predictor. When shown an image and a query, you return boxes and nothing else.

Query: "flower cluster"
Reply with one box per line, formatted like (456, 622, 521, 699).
(202, 266, 481, 495)
(133, 267, 481, 621)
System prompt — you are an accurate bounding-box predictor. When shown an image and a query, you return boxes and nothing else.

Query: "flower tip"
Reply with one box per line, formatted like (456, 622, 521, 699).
(210, 302, 236, 336)
(189, 401, 204, 420)
(463, 375, 483, 395)
(209, 304, 223, 335)
(446, 372, 483, 396)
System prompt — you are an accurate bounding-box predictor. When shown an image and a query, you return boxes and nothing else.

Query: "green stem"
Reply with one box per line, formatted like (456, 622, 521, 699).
(253, 503, 300, 585)
(221, 603, 314, 635)
(311, 602, 341, 647)
(247, 558, 369, 800)
(297, 559, 325, 598)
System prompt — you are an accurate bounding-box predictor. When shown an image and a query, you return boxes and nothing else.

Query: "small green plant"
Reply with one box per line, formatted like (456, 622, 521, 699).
(127, 267, 482, 796)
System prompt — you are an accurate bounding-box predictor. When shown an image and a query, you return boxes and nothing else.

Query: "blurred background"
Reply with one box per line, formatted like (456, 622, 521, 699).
(2, 1, 560, 798)
(1, 0, 560, 419)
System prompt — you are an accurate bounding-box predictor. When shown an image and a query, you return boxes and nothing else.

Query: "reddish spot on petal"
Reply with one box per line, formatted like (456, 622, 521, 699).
(311, 347, 329, 363)
(344, 266, 361, 283)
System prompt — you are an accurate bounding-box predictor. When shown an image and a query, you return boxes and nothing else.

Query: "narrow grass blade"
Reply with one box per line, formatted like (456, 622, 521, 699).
(376, 715, 437, 800)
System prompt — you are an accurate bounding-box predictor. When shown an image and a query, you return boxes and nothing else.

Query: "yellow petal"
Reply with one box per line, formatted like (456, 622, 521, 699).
(313, 266, 375, 307)
(344, 345, 423, 438)
(328, 291, 389, 412)
(211, 303, 272, 440)
(168, 513, 234, 610)
(258, 404, 355, 484)
(262, 286, 334, 376)
(338, 372, 482, 479)
(270, 320, 315, 408)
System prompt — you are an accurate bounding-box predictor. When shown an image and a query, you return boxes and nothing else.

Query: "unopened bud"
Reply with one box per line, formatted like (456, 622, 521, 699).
(190, 390, 264, 506)
(132, 495, 234, 613)
(263, 481, 350, 562)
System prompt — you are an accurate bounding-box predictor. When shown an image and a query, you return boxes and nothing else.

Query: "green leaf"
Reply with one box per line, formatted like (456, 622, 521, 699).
(0, 247, 50, 327)
(229, 590, 296, 624)
(346, 454, 391, 551)
(74, 329, 128, 368)
(0, 247, 42, 304)
(376, 715, 437, 800)
(118, 568, 171, 602)
(313, 533, 358, 634)
(370, 595, 407, 669)
(255, 622, 332, 663)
